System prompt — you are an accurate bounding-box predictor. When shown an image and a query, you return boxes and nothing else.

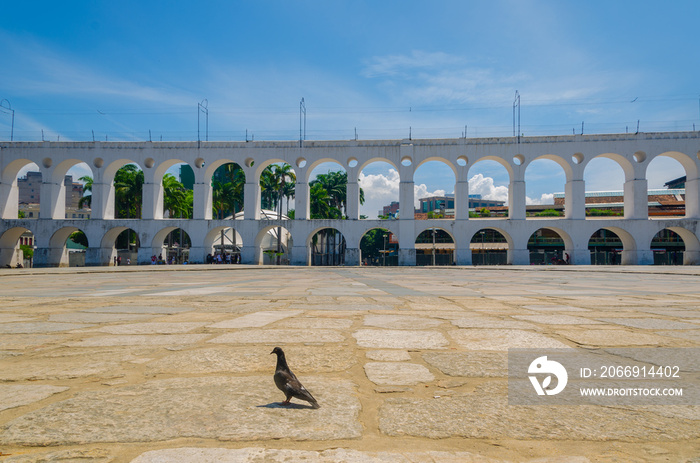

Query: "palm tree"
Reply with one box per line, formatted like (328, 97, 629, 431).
(271, 164, 296, 264)
(114, 164, 144, 218)
(309, 170, 364, 218)
(78, 175, 93, 209)
(162, 174, 187, 218)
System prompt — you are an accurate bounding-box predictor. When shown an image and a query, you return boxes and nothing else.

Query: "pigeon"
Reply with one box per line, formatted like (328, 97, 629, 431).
(270, 347, 320, 409)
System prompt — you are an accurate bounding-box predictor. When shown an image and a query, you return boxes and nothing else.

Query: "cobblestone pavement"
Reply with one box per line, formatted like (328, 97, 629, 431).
(0, 265, 698, 462)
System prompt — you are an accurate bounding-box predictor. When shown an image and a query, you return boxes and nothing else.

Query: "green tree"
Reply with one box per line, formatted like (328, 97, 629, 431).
(114, 165, 144, 218)
(78, 175, 93, 209)
(271, 164, 296, 264)
(162, 174, 189, 218)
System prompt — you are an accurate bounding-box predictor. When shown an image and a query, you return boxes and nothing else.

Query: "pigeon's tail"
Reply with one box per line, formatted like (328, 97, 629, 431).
(309, 399, 320, 409)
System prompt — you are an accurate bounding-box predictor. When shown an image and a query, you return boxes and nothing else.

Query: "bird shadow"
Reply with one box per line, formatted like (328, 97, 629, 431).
(258, 402, 316, 410)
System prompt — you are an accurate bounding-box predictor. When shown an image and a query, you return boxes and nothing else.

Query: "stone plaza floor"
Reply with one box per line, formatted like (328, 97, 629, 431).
(0, 265, 698, 462)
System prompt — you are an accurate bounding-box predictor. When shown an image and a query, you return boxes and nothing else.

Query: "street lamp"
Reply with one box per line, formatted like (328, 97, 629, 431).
(0, 99, 14, 141)
(383, 233, 387, 267)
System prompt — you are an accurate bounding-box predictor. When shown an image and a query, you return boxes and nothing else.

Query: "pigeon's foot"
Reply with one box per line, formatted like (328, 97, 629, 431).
(280, 400, 291, 406)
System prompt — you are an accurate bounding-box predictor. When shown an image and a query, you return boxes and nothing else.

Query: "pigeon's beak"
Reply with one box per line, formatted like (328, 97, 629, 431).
(270, 350, 274, 355)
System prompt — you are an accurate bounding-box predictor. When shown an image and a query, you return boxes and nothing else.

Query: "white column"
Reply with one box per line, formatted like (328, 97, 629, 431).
(455, 174, 469, 220)
(193, 182, 212, 220)
(685, 177, 699, 219)
(90, 181, 115, 220)
(346, 180, 360, 219)
(565, 178, 586, 219)
(623, 178, 648, 219)
(508, 179, 526, 220)
(0, 180, 19, 219)
(295, 179, 309, 220)
(40, 177, 65, 219)
(244, 182, 261, 220)
(142, 182, 162, 220)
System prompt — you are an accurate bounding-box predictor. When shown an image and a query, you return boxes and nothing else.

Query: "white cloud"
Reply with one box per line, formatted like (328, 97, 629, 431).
(358, 169, 449, 217)
(527, 193, 554, 206)
(468, 173, 509, 202)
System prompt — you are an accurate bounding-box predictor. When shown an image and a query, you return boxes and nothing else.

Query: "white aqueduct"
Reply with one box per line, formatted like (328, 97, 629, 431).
(1, 131, 699, 267)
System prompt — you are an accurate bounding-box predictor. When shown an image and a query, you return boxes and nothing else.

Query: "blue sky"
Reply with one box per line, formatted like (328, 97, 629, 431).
(1, 1, 697, 216)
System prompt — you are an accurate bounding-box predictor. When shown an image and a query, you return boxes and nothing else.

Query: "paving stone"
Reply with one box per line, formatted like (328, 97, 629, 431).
(364, 362, 435, 385)
(448, 329, 570, 350)
(353, 329, 449, 349)
(522, 305, 589, 312)
(92, 322, 208, 334)
(513, 315, 603, 325)
(146, 345, 356, 375)
(1, 377, 361, 445)
(378, 382, 700, 441)
(0, 349, 139, 381)
(49, 313, 154, 323)
(363, 314, 443, 329)
(423, 352, 508, 377)
(0, 334, 63, 350)
(209, 329, 344, 344)
(656, 330, 700, 342)
(556, 329, 676, 347)
(85, 306, 193, 314)
(281, 317, 354, 330)
(0, 314, 37, 323)
(366, 350, 411, 361)
(450, 317, 536, 329)
(2, 448, 116, 462)
(66, 334, 211, 347)
(0, 322, 92, 334)
(208, 310, 303, 329)
(597, 318, 700, 330)
(0, 385, 69, 412)
(130, 448, 514, 463)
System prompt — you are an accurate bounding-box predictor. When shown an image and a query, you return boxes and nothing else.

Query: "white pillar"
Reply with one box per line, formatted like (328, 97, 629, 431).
(455, 175, 470, 220)
(295, 180, 309, 220)
(346, 180, 360, 219)
(40, 177, 65, 219)
(91, 182, 115, 220)
(344, 247, 360, 266)
(244, 182, 261, 220)
(142, 182, 162, 220)
(685, 177, 699, 219)
(291, 245, 308, 265)
(624, 178, 648, 219)
(193, 182, 212, 220)
(455, 247, 472, 265)
(508, 248, 530, 265)
(564, 247, 591, 265)
(508, 179, 526, 220)
(565, 178, 586, 219)
(0, 181, 18, 219)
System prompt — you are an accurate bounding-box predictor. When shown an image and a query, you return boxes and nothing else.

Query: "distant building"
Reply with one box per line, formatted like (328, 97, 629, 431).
(17, 172, 91, 218)
(418, 194, 504, 214)
(381, 201, 400, 217)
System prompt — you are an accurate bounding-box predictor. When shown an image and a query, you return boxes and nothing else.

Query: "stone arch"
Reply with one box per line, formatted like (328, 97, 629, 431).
(414, 159, 457, 219)
(0, 226, 35, 267)
(306, 158, 346, 182)
(588, 227, 635, 265)
(524, 156, 568, 218)
(466, 157, 510, 218)
(43, 226, 88, 267)
(203, 225, 243, 263)
(1, 159, 38, 219)
(527, 227, 572, 265)
(582, 152, 635, 180)
(470, 227, 512, 265)
(415, 156, 458, 177)
(254, 224, 292, 265)
(307, 226, 346, 266)
(100, 226, 141, 266)
(522, 154, 574, 179)
(649, 151, 698, 179)
(468, 155, 515, 178)
(359, 226, 398, 266)
(414, 226, 455, 266)
(359, 159, 400, 219)
(103, 159, 145, 220)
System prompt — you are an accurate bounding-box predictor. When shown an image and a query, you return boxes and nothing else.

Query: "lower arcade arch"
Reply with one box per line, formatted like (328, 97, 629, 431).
(360, 228, 397, 266)
(101, 227, 141, 266)
(0, 226, 35, 267)
(150, 227, 193, 265)
(415, 227, 455, 266)
(527, 228, 571, 265)
(588, 228, 627, 265)
(650, 228, 687, 265)
(308, 228, 346, 266)
(46, 226, 89, 267)
(204, 226, 243, 264)
(471, 228, 510, 265)
(254, 225, 293, 265)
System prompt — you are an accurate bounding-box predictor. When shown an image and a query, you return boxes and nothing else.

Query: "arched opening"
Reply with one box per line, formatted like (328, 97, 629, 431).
(415, 228, 454, 266)
(645, 156, 687, 218)
(155, 227, 193, 265)
(309, 162, 350, 219)
(588, 229, 623, 265)
(255, 225, 292, 265)
(159, 162, 194, 219)
(359, 161, 399, 219)
(260, 163, 295, 218)
(651, 229, 685, 265)
(360, 228, 397, 266)
(583, 157, 625, 218)
(113, 163, 144, 219)
(13, 161, 40, 219)
(524, 158, 566, 218)
(48, 227, 89, 267)
(310, 228, 346, 266)
(204, 226, 243, 264)
(0, 227, 35, 268)
(212, 162, 244, 219)
(470, 229, 508, 265)
(467, 160, 509, 218)
(528, 228, 567, 265)
(414, 160, 456, 219)
(108, 228, 140, 265)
